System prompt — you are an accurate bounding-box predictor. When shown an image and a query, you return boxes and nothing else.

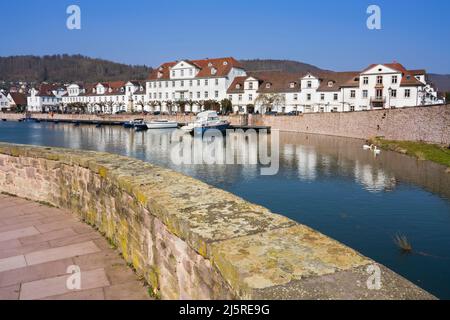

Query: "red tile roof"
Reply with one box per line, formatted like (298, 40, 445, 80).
(8, 92, 27, 105)
(361, 63, 424, 87)
(148, 57, 244, 80)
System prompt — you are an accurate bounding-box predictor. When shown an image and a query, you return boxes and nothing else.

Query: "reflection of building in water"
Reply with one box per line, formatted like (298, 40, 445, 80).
(296, 145, 318, 181)
(354, 161, 397, 193)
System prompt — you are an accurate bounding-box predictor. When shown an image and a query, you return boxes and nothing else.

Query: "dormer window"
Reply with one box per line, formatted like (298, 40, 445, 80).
(266, 83, 271, 89)
(236, 84, 241, 89)
(211, 68, 217, 75)
(290, 82, 295, 88)
(223, 61, 228, 66)
(159, 67, 163, 71)
(109, 88, 112, 93)
(208, 62, 213, 67)
(328, 81, 334, 87)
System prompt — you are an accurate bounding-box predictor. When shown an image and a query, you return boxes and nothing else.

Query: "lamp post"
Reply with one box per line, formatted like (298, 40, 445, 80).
(388, 87, 392, 109)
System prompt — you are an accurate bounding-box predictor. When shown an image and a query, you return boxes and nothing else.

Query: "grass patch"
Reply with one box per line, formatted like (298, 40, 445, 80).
(370, 138, 450, 168)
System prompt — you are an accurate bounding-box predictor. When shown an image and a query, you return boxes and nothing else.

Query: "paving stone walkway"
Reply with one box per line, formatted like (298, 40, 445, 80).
(0, 194, 151, 300)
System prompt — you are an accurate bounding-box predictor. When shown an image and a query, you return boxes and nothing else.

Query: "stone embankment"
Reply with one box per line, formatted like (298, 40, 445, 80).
(0, 143, 434, 299)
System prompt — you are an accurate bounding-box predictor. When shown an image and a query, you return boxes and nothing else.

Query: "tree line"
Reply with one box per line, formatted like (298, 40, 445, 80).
(0, 54, 151, 83)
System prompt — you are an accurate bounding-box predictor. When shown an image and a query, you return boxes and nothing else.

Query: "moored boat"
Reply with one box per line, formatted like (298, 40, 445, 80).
(123, 119, 144, 128)
(191, 111, 230, 136)
(146, 119, 178, 129)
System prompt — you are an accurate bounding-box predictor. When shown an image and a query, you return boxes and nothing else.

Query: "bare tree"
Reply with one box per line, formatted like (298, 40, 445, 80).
(255, 93, 285, 113)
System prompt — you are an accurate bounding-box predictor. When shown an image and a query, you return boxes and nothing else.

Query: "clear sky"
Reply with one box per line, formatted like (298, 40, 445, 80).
(1, 0, 449, 73)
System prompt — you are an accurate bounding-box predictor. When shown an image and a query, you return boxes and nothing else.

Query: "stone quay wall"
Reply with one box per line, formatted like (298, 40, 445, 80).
(249, 104, 450, 145)
(0, 143, 434, 299)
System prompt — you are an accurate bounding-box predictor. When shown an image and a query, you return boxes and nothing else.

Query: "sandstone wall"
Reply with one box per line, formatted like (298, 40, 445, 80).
(249, 104, 450, 145)
(0, 143, 434, 299)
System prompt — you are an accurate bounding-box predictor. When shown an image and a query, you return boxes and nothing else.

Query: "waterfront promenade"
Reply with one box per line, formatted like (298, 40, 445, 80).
(0, 194, 150, 300)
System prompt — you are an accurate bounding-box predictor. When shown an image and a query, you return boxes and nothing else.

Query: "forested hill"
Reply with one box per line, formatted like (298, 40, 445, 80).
(0, 55, 152, 83)
(239, 59, 327, 73)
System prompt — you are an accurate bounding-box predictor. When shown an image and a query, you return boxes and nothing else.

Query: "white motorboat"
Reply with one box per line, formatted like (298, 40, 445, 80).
(146, 119, 178, 129)
(191, 111, 230, 135)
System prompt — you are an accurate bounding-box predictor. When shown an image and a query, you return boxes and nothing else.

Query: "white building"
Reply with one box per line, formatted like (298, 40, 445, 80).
(146, 57, 247, 113)
(27, 84, 66, 112)
(0, 91, 9, 111)
(62, 81, 146, 113)
(227, 62, 444, 114)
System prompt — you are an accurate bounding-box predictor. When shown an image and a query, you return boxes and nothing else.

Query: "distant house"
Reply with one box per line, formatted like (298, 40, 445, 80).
(27, 84, 66, 112)
(0, 91, 9, 112)
(7, 92, 27, 112)
(62, 81, 146, 113)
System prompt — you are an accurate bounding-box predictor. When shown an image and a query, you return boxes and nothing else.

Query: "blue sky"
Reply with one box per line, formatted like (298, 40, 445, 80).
(1, 0, 449, 73)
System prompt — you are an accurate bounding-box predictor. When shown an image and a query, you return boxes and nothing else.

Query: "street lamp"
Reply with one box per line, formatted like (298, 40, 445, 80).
(388, 87, 392, 109)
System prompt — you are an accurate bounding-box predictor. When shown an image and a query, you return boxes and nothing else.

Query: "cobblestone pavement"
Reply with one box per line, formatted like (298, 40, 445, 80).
(0, 194, 151, 300)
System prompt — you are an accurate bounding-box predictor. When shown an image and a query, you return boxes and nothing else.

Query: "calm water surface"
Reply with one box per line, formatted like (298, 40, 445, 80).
(1, 121, 449, 299)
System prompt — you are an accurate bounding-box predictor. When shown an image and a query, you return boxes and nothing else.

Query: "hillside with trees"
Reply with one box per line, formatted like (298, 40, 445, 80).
(239, 59, 327, 73)
(0, 55, 151, 83)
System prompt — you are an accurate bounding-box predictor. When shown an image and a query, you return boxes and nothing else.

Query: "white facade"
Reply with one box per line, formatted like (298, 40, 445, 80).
(227, 62, 444, 114)
(27, 85, 66, 112)
(61, 81, 146, 113)
(146, 58, 246, 113)
(0, 91, 9, 111)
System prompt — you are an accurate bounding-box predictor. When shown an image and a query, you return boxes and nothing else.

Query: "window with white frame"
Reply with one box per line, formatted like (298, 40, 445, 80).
(215, 79, 219, 86)
(392, 76, 398, 84)
(334, 93, 338, 100)
(238, 94, 242, 101)
(307, 93, 311, 100)
(377, 76, 383, 84)
(215, 91, 219, 98)
(363, 77, 369, 85)
(307, 81, 312, 88)
(404, 89, 411, 98)
(321, 93, 325, 100)
(204, 91, 208, 99)
(363, 90, 368, 98)
(350, 90, 356, 98)
(294, 94, 298, 101)
(391, 89, 397, 98)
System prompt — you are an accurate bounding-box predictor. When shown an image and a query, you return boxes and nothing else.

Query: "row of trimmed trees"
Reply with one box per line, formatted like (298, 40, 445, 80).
(61, 98, 234, 115)
(58, 93, 285, 115)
